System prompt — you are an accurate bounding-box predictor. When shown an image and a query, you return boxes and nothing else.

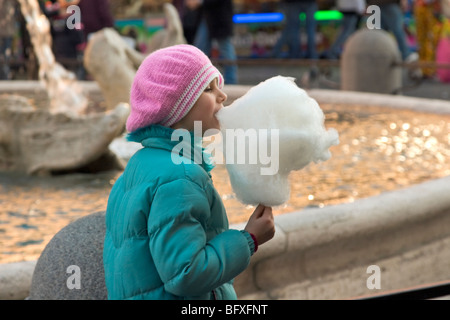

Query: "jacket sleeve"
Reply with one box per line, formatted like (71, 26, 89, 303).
(148, 178, 254, 297)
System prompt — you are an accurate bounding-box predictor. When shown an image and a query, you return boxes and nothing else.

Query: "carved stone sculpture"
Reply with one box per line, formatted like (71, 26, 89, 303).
(83, 28, 145, 111)
(83, 3, 186, 110)
(0, 94, 129, 174)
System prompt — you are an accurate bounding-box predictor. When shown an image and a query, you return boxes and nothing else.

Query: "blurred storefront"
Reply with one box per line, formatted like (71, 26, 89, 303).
(5, 0, 422, 79)
(230, 0, 342, 57)
(111, 0, 345, 57)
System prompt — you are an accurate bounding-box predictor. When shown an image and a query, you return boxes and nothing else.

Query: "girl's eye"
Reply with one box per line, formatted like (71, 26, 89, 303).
(205, 87, 212, 92)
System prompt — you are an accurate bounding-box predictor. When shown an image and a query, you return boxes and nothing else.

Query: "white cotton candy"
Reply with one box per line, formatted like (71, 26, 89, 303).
(216, 76, 339, 206)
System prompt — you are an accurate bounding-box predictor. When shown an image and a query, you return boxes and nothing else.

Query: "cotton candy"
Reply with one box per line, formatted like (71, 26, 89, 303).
(216, 76, 339, 206)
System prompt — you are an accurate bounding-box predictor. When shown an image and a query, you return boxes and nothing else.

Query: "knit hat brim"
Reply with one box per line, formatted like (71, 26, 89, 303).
(161, 63, 224, 127)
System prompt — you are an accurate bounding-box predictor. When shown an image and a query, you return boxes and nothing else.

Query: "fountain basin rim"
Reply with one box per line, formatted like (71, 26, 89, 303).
(3, 81, 450, 115)
(224, 84, 450, 115)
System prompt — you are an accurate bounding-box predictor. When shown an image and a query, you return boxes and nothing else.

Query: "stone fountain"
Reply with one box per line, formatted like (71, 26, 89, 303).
(0, 94, 128, 174)
(17, 0, 88, 115)
(0, 1, 185, 175)
(1, 6, 450, 300)
(83, 3, 186, 110)
(0, 0, 127, 174)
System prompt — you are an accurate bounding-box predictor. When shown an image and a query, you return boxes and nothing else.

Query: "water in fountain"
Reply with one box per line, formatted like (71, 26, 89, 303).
(17, 0, 88, 115)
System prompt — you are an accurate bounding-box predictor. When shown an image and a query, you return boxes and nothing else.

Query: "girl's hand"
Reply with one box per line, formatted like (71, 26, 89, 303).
(244, 204, 275, 246)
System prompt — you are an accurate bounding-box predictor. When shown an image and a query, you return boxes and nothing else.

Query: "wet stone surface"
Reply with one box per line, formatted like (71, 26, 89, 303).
(1, 104, 449, 263)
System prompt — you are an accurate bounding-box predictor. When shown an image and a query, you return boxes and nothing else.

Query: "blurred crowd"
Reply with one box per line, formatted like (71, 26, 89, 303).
(1, 0, 450, 82)
(0, 0, 115, 80)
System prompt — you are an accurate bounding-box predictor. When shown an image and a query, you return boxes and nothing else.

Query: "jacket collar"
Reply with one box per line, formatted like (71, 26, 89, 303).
(127, 125, 215, 175)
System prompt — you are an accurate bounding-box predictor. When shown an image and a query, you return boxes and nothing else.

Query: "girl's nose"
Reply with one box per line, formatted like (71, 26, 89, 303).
(218, 88, 227, 103)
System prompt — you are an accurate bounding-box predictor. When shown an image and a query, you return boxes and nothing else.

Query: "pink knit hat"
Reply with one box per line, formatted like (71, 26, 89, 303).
(126, 44, 224, 132)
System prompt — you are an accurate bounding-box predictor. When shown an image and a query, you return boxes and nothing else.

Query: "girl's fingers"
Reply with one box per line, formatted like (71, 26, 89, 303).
(252, 204, 265, 217)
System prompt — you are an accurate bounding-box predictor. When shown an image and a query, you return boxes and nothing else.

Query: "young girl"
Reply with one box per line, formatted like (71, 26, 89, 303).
(103, 44, 275, 300)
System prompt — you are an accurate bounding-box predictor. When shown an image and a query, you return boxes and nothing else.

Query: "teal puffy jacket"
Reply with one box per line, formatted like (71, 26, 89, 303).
(103, 125, 255, 300)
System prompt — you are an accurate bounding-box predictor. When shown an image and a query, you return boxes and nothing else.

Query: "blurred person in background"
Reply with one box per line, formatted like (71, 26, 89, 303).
(271, 0, 318, 59)
(40, 0, 85, 78)
(322, 0, 366, 59)
(190, 0, 238, 84)
(78, 0, 115, 41)
(413, 0, 442, 77)
(367, 0, 418, 62)
(173, 0, 202, 44)
(0, 0, 18, 80)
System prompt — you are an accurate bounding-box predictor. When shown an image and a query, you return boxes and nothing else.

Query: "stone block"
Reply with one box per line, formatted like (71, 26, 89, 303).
(341, 29, 402, 94)
(28, 212, 107, 300)
(0, 261, 36, 300)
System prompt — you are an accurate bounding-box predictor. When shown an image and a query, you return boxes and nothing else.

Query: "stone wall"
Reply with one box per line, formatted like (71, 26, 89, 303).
(234, 175, 450, 299)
